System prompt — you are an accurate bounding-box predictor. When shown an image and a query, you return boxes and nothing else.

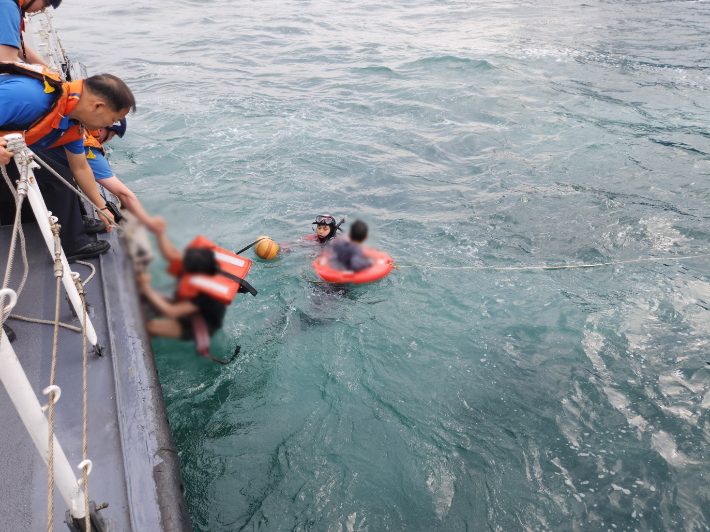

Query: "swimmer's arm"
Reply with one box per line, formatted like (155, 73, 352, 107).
(156, 232, 182, 263)
(139, 276, 198, 318)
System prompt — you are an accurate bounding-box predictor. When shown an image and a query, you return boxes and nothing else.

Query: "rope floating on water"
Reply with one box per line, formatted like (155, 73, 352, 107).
(393, 253, 710, 272)
(300, 254, 710, 285)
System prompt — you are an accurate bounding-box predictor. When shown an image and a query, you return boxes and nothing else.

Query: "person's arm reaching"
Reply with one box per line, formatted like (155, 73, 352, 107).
(99, 176, 166, 234)
(65, 148, 115, 232)
(137, 272, 198, 318)
(155, 232, 182, 263)
(18, 46, 49, 67)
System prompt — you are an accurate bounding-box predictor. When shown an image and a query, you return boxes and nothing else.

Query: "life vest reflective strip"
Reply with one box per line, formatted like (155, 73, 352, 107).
(0, 62, 83, 148)
(174, 235, 254, 305)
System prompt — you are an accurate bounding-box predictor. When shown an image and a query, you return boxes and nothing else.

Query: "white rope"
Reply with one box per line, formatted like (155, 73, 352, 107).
(47, 273, 61, 532)
(31, 154, 122, 233)
(78, 282, 90, 532)
(0, 166, 28, 330)
(393, 253, 710, 272)
(7, 314, 82, 333)
(75, 260, 96, 287)
(1, 165, 29, 298)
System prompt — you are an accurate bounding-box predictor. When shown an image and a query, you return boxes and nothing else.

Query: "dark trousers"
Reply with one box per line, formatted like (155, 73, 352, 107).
(0, 154, 90, 255)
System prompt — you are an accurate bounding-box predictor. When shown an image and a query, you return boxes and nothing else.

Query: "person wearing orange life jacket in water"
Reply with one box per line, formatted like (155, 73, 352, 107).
(42, 118, 167, 235)
(0, 0, 61, 67)
(137, 232, 257, 364)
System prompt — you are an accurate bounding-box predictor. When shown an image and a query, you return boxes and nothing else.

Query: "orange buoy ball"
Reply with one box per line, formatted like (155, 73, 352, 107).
(255, 236, 279, 260)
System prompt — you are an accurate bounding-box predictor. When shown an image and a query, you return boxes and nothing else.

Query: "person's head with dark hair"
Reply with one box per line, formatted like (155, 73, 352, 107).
(312, 214, 339, 243)
(350, 220, 368, 244)
(22, 0, 62, 15)
(182, 248, 219, 276)
(71, 74, 136, 130)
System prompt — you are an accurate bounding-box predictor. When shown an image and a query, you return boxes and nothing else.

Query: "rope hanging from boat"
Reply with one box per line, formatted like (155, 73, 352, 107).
(78, 280, 90, 532)
(1, 165, 29, 298)
(0, 165, 29, 330)
(32, 154, 123, 233)
(47, 217, 63, 532)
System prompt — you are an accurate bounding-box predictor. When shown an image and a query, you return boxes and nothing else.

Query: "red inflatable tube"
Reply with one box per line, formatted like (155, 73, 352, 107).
(313, 248, 393, 284)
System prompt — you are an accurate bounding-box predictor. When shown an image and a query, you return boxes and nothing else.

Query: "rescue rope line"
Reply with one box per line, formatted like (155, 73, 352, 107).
(31, 154, 122, 233)
(1, 165, 29, 298)
(0, 166, 27, 329)
(7, 314, 82, 332)
(6, 254, 94, 332)
(392, 253, 710, 272)
(1, 165, 96, 332)
(299, 268, 327, 284)
(75, 260, 96, 287)
(47, 273, 61, 532)
(301, 253, 710, 284)
(79, 283, 90, 532)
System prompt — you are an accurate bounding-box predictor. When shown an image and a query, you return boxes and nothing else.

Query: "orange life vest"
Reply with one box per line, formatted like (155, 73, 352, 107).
(83, 129, 104, 157)
(171, 236, 255, 305)
(0, 61, 84, 149)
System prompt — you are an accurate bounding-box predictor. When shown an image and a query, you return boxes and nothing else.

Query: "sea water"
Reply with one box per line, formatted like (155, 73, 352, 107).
(58, 0, 710, 530)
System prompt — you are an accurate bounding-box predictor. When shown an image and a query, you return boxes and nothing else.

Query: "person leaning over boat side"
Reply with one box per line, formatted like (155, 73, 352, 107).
(42, 118, 167, 235)
(137, 232, 227, 341)
(0, 0, 61, 67)
(0, 67, 136, 260)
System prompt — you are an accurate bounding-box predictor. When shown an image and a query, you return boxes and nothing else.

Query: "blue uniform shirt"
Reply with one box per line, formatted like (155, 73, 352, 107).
(43, 145, 115, 180)
(0, 75, 84, 154)
(0, 0, 21, 49)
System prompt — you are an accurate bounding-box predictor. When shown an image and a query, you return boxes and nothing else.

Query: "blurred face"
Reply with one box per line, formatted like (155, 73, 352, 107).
(316, 224, 331, 238)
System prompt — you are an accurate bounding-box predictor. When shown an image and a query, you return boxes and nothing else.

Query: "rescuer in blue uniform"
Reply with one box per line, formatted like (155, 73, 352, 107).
(0, 71, 136, 260)
(0, 0, 62, 66)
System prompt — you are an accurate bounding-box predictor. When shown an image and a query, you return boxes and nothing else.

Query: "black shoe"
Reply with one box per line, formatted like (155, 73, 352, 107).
(83, 216, 106, 235)
(66, 240, 111, 263)
(3, 323, 16, 342)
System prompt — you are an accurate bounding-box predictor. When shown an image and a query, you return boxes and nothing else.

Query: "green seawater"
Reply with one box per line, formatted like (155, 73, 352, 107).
(59, 0, 710, 530)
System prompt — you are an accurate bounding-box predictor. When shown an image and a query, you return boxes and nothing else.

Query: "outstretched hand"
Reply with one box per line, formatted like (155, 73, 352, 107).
(147, 216, 167, 235)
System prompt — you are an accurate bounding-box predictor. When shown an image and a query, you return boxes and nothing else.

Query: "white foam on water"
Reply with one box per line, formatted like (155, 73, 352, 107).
(651, 430, 696, 468)
(426, 461, 456, 519)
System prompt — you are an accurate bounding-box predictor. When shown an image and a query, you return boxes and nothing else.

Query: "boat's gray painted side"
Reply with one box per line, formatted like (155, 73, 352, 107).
(0, 223, 191, 531)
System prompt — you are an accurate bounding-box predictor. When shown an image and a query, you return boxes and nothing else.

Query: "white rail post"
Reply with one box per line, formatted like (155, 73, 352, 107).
(0, 288, 87, 520)
(4, 134, 99, 348)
